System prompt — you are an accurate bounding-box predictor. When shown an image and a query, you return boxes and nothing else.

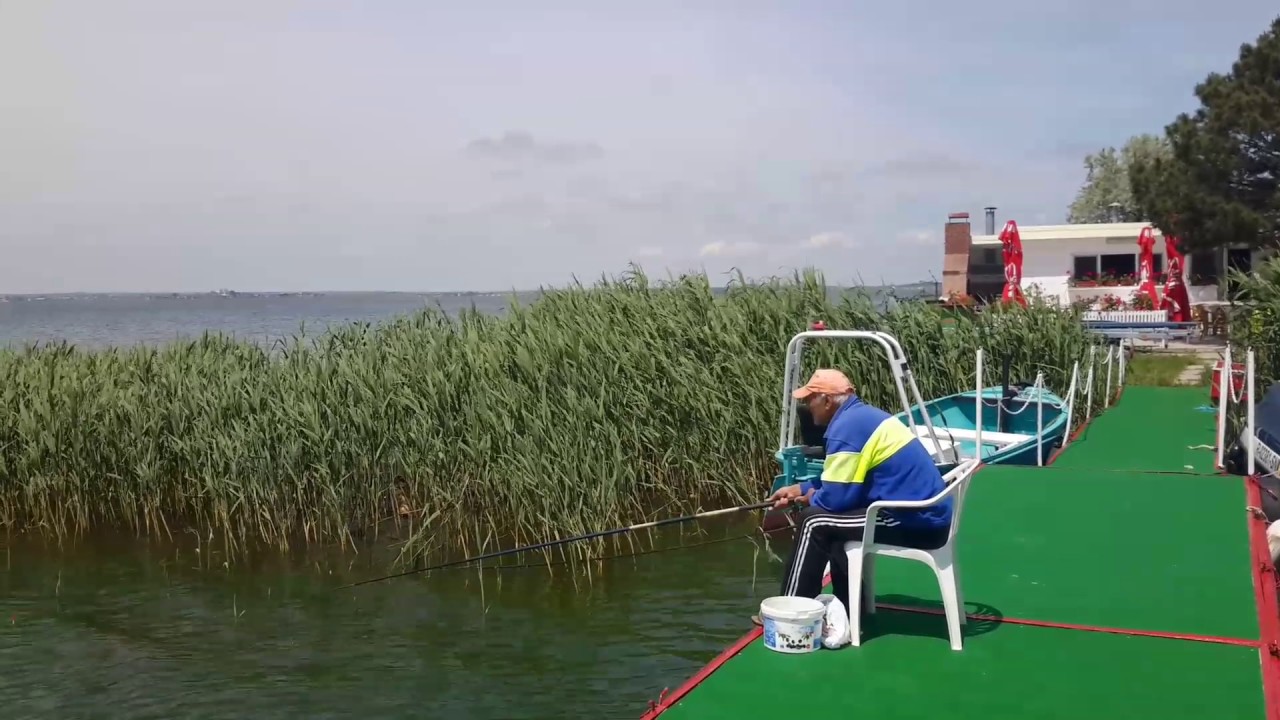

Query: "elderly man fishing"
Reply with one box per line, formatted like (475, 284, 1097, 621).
(753, 368, 953, 627)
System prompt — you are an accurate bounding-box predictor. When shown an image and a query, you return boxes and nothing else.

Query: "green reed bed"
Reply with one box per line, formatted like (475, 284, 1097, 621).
(0, 269, 1112, 568)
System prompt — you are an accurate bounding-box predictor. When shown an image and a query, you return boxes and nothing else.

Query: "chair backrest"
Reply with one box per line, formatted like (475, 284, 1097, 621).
(940, 459, 981, 542)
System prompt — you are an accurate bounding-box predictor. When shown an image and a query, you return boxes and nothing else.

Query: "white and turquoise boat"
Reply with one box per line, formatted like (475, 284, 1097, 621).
(896, 384, 1070, 471)
(771, 329, 1074, 493)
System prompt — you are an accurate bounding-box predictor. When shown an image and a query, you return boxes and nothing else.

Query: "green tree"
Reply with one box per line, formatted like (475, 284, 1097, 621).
(1130, 16, 1280, 251)
(1067, 134, 1170, 223)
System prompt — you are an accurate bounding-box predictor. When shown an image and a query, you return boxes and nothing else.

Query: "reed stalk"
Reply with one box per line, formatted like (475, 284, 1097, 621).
(0, 267, 1109, 567)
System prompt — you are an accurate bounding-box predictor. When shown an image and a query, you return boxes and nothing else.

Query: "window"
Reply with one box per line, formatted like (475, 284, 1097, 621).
(1072, 256, 1097, 279)
(1072, 252, 1159, 283)
(1099, 253, 1136, 278)
(1189, 249, 1219, 285)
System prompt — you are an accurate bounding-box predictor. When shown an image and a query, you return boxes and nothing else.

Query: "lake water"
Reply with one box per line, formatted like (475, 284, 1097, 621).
(0, 282, 937, 350)
(0, 520, 787, 719)
(0, 293, 522, 350)
(0, 285, 935, 717)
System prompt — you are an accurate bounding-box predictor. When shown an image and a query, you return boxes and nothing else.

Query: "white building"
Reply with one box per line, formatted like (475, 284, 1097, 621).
(943, 210, 1262, 308)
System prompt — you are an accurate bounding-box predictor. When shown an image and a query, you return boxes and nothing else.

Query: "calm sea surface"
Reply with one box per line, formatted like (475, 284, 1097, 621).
(0, 285, 932, 718)
(0, 283, 936, 350)
(0, 292, 524, 350)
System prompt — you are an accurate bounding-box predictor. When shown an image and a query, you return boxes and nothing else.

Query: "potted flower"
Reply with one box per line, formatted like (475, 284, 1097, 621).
(1070, 297, 1096, 314)
(942, 291, 976, 311)
(1072, 272, 1098, 288)
(1099, 293, 1125, 311)
(1129, 292, 1155, 311)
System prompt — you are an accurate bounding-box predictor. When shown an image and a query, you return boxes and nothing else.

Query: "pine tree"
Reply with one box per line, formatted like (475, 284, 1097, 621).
(1131, 16, 1280, 251)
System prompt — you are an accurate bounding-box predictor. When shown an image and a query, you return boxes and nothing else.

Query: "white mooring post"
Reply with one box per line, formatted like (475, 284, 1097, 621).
(1104, 347, 1114, 407)
(1086, 347, 1096, 419)
(974, 349, 984, 459)
(1247, 348, 1256, 476)
(1035, 372, 1045, 466)
(1217, 344, 1232, 470)
(1118, 339, 1127, 387)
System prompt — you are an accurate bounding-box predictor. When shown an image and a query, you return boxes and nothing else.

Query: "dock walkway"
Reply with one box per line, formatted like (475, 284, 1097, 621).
(642, 386, 1279, 720)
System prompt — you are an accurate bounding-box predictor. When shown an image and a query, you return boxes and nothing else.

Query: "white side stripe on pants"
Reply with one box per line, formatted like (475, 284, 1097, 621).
(783, 512, 897, 597)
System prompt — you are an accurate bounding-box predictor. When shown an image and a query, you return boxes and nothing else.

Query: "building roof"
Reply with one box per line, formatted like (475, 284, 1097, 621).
(970, 221, 1161, 246)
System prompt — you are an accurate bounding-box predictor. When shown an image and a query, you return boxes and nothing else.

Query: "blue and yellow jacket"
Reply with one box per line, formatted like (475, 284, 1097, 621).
(798, 396, 952, 529)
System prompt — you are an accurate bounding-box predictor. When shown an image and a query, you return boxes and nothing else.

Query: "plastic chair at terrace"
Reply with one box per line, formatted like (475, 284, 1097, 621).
(843, 457, 981, 651)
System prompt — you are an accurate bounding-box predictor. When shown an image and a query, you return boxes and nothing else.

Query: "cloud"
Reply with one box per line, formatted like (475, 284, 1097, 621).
(465, 131, 604, 165)
(3, 2, 1277, 293)
(868, 153, 981, 180)
(898, 230, 935, 246)
(699, 241, 763, 258)
(804, 231, 855, 249)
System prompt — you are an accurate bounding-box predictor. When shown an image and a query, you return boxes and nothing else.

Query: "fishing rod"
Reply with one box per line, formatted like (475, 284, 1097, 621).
(337, 499, 778, 590)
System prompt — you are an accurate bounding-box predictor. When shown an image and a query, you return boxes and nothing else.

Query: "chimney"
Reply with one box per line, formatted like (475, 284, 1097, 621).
(984, 207, 996, 235)
(942, 212, 972, 298)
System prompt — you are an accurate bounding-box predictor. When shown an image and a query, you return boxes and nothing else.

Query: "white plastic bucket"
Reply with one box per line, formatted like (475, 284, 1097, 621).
(759, 596, 825, 654)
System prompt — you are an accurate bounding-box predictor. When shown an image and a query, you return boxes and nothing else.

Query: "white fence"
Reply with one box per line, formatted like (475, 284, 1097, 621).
(1081, 310, 1168, 323)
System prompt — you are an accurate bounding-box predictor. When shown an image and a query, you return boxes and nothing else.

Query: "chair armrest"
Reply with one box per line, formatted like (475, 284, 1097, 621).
(862, 459, 978, 546)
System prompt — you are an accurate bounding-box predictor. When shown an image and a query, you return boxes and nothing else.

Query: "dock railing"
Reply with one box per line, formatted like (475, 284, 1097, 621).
(1215, 344, 1258, 475)
(970, 345, 1097, 466)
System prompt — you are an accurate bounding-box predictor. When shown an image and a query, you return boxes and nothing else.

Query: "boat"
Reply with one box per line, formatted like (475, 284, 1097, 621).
(770, 328, 1071, 493)
(896, 384, 1070, 470)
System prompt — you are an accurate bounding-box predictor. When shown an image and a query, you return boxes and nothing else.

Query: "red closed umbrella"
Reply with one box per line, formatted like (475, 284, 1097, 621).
(1136, 227, 1161, 308)
(1000, 221, 1027, 306)
(1161, 235, 1191, 322)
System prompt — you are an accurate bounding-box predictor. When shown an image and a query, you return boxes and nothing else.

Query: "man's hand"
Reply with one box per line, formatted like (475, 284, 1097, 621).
(767, 483, 807, 510)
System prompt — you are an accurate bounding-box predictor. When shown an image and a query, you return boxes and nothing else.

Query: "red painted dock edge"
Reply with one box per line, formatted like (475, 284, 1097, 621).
(638, 571, 838, 719)
(638, 626, 762, 719)
(1246, 475, 1280, 720)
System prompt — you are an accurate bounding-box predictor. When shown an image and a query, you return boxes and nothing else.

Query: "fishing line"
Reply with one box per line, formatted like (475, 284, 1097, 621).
(430, 524, 794, 572)
(337, 499, 779, 590)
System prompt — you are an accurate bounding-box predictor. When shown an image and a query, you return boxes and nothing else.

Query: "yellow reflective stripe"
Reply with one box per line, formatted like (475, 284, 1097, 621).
(821, 451, 862, 483)
(852, 417, 916, 483)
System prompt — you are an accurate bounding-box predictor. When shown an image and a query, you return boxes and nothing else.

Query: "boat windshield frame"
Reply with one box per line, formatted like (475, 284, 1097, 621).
(777, 330, 949, 461)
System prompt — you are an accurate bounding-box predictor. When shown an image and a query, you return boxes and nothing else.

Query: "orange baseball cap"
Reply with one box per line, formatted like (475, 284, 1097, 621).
(792, 369, 855, 399)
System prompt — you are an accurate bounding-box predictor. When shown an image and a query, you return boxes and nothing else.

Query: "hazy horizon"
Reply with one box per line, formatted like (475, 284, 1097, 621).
(0, 275, 943, 298)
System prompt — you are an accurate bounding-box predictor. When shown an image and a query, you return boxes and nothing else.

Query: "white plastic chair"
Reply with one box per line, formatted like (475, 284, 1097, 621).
(842, 458, 981, 651)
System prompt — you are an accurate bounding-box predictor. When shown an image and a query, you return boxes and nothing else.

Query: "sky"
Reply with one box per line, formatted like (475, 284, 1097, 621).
(2, 1, 1277, 293)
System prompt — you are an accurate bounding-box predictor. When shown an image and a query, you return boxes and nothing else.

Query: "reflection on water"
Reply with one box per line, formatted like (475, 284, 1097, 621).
(0, 522, 791, 719)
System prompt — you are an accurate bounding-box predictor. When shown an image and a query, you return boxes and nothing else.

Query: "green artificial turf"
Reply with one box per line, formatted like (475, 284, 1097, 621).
(651, 385, 1266, 720)
(862, 465, 1258, 640)
(658, 615, 1263, 720)
(1053, 386, 1220, 474)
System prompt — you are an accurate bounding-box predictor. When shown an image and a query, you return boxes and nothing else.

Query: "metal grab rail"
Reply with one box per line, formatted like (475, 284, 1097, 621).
(782, 334, 1105, 470)
(777, 330, 950, 463)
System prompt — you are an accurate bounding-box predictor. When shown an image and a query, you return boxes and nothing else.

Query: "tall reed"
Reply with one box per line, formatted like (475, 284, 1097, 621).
(0, 268, 1108, 567)
(1229, 255, 1280, 387)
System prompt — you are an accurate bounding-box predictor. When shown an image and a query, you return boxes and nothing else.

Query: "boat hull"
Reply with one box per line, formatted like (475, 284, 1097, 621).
(899, 387, 1069, 470)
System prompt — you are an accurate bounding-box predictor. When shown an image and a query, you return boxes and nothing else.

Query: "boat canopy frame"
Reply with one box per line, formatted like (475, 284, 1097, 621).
(776, 329, 954, 463)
